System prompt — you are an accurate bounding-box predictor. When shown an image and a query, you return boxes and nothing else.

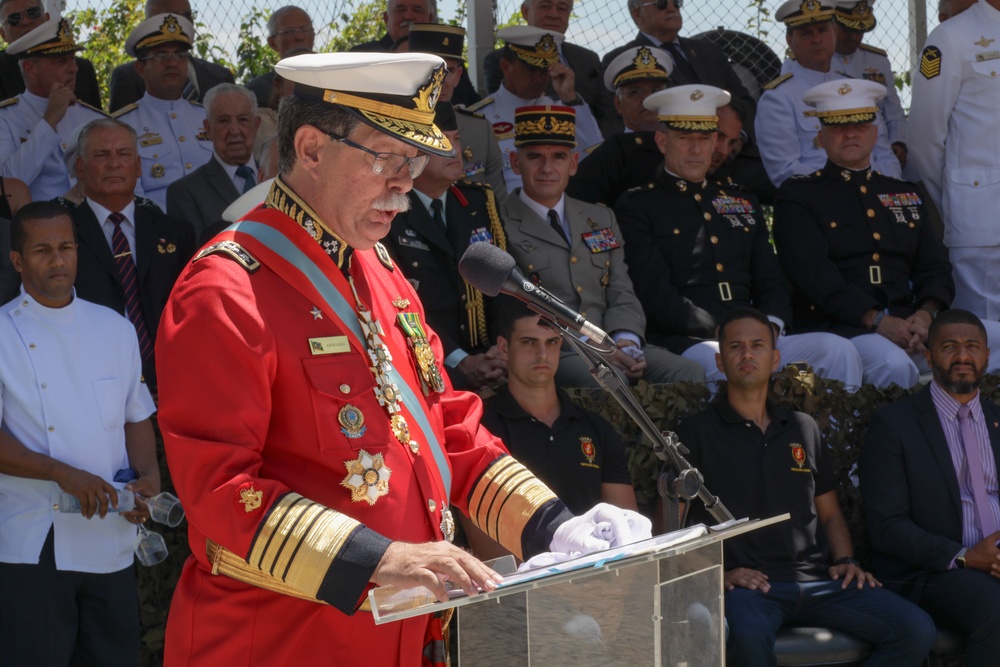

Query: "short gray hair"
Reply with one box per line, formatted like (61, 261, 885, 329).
(276, 97, 362, 174)
(267, 5, 311, 35)
(203, 83, 258, 120)
(77, 118, 138, 158)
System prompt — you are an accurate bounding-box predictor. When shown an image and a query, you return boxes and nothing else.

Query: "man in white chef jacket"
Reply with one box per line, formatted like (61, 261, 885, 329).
(0, 201, 159, 665)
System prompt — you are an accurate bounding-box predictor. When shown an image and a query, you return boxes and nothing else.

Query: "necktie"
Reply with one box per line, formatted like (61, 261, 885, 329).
(109, 212, 153, 363)
(235, 164, 256, 194)
(957, 404, 999, 539)
(433, 198, 465, 255)
(548, 209, 569, 245)
(663, 41, 699, 84)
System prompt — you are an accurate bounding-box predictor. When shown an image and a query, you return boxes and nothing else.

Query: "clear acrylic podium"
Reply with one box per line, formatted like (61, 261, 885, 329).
(370, 515, 787, 667)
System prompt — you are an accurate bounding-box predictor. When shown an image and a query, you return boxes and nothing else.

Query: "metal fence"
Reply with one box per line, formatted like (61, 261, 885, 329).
(61, 0, 937, 106)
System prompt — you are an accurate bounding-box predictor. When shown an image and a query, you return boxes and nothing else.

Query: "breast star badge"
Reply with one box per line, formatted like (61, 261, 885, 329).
(342, 450, 392, 505)
(310, 306, 323, 320)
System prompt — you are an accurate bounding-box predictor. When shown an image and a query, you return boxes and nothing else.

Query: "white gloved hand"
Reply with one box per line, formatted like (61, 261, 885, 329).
(549, 503, 652, 555)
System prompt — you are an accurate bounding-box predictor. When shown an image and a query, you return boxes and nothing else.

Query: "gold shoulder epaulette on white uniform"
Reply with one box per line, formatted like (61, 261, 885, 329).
(375, 242, 394, 270)
(859, 43, 887, 57)
(78, 100, 110, 117)
(194, 240, 261, 272)
(464, 97, 493, 113)
(763, 73, 793, 91)
(0, 97, 18, 109)
(111, 102, 139, 119)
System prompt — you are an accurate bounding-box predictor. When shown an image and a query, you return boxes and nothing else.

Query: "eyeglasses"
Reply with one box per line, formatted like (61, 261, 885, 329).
(140, 51, 192, 64)
(2, 5, 43, 27)
(326, 131, 430, 178)
(638, 0, 681, 10)
(272, 26, 314, 38)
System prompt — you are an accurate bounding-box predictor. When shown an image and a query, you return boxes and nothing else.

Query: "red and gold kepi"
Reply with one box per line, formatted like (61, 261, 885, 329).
(275, 52, 454, 157)
(514, 105, 576, 148)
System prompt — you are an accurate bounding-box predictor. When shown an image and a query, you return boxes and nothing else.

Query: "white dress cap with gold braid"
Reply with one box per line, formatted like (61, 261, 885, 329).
(274, 52, 454, 157)
(833, 0, 876, 32)
(125, 13, 194, 58)
(643, 84, 731, 132)
(497, 26, 564, 70)
(7, 17, 84, 57)
(775, 0, 836, 27)
(802, 78, 886, 125)
(603, 45, 674, 92)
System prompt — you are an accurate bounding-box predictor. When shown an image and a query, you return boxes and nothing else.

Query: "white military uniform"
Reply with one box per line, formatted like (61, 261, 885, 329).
(755, 58, 901, 187)
(0, 289, 155, 573)
(909, 1, 1000, 319)
(0, 92, 105, 201)
(114, 92, 211, 211)
(833, 45, 907, 146)
(468, 83, 602, 193)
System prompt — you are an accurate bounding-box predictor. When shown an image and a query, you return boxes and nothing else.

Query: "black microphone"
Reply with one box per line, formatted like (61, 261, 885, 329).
(458, 242, 613, 347)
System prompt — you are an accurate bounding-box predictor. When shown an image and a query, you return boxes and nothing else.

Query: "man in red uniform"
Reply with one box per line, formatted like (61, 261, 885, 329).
(155, 52, 650, 666)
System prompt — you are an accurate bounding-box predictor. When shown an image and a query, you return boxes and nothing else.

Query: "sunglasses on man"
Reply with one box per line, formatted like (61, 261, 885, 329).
(637, 0, 682, 10)
(2, 5, 43, 27)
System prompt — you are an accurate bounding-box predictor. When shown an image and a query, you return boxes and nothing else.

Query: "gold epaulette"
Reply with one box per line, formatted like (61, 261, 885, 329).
(763, 73, 793, 91)
(78, 100, 109, 117)
(0, 97, 18, 109)
(375, 242, 394, 270)
(194, 240, 260, 272)
(464, 96, 493, 113)
(455, 106, 485, 119)
(859, 43, 888, 57)
(111, 102, 139, 118)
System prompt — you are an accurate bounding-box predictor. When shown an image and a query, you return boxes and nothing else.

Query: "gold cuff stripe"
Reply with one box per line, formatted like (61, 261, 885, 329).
(247, 492, 362, 598)
(322, 89, 434, 125)
(469, 458, 557, 560)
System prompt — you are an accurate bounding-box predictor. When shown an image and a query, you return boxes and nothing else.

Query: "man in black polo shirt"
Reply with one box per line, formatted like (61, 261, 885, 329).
(481, 301, 637, 515)
(675, 307, 935, 667)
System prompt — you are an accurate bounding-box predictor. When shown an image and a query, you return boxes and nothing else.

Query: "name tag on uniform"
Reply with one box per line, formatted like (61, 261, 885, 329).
(581, 228, 621, 253)
(139, 132, 162, 147)
(397, 236, 430, 251)
(308, 336, 350, 355)
(977, 51, 1000, 62)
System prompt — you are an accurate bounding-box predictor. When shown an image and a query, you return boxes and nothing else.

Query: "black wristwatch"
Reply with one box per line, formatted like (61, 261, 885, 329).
(833, 556, 860, 567)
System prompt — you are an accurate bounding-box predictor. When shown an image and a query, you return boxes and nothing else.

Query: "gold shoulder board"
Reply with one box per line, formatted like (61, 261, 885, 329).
(859, 44, 888, 57)
(763, 73, 793, 91)
(111, 102, 139, 118)
(463, 97, 494, 113)
(194, 240, 260, 272)
(0, 97, 18, 109)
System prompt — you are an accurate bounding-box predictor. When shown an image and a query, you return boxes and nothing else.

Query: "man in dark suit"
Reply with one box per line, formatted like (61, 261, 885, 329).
(107, 0, 234, 113)
(601, 0, 756, 132)
(244, 5, 313, 110)
(0, 0, 101, 107)
(482, 0, 620, 137)
(862, 309, 1000, 667)
(70, 118, 196, 392)
(167, 83, 259, 239)
(382, 102, 507, 390)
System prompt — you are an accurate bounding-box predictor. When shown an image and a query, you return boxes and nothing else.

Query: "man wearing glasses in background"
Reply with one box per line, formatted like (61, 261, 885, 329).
(108, 0, 234, 113)
(0, 0, 101, 107)
(601, 0, 756, 135)
(113, 13, 213, 210)
(245, 6, 314, 110)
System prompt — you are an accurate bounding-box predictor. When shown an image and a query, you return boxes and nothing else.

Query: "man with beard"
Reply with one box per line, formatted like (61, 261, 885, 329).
(676, 307, 935, 667)
(862, 309, 1000, 666)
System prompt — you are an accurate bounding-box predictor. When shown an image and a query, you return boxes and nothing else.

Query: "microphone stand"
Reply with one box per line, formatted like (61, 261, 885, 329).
(555, 322, 734, 533)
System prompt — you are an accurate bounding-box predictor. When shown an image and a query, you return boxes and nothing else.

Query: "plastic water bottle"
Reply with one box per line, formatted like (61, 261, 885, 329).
(56, 489, 136, 513)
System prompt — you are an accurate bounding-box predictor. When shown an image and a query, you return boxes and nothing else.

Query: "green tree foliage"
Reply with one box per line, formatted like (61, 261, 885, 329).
(321, 0, 387, 53)
(234, 7, 273, 84)
(67, 0, 144, 107)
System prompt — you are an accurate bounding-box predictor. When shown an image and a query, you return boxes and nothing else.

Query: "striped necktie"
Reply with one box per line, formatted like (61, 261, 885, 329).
(108, 212, 153, 362)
